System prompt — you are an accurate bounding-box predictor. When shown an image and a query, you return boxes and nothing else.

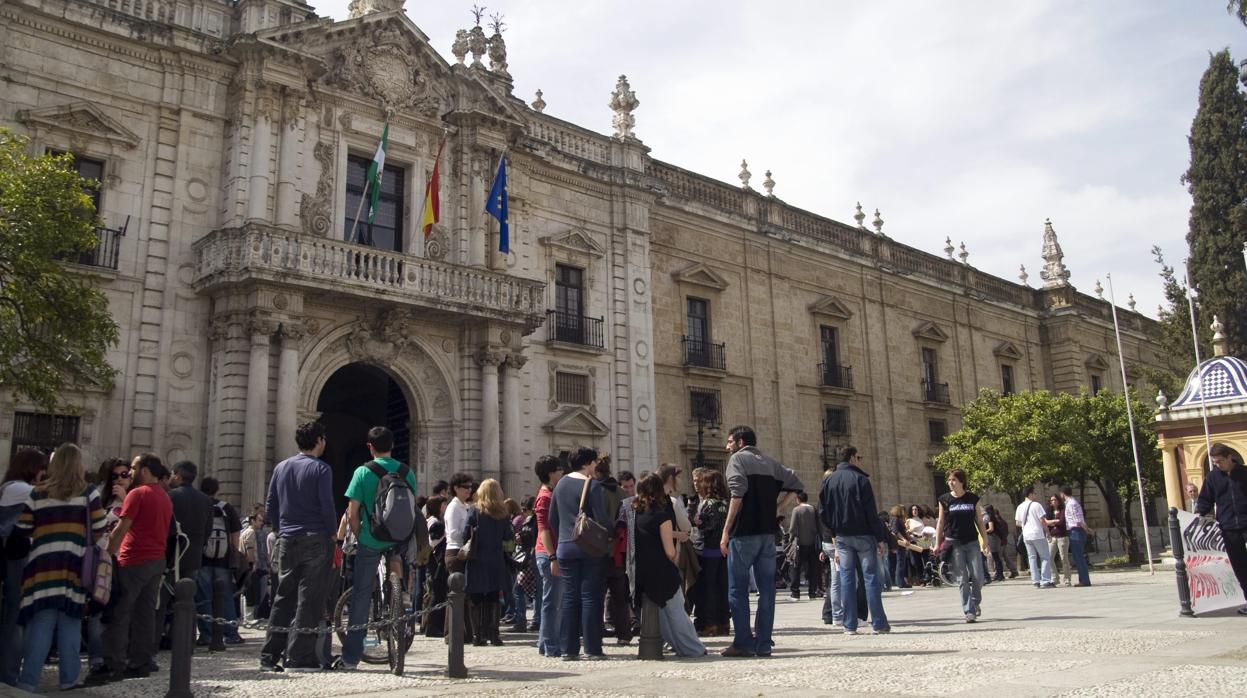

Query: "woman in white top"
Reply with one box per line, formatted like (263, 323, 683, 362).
(444, 472, 475, 573)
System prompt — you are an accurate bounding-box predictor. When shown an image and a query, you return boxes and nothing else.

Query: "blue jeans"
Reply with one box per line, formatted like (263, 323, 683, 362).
(1025, 539, 1053, 585)
(556, 554, 604, 657)
(535, 553, 560, 656)
(727, 534, 777, 654)
(893, 546, 910, 587)
(196, 565, 242, 641)
(1068, 528, 1091, 585)
(836, 535, 889, 632)
(342, 544, 384, 666)
(17, 609, 82, 691)
(949, 540, 985, 614)
(510, 574, 527, 626)
(821, 542, 842, 623)
(1, 558, 24, 685)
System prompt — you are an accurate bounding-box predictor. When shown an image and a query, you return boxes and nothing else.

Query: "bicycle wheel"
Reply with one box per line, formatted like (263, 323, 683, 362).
(387, 575, 405, 675)
(334, 586, 389, 664)
(938, 559, 960, 587)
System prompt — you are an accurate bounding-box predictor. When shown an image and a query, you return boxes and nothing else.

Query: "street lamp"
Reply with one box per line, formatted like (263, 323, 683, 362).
(694, 393, 720, 469)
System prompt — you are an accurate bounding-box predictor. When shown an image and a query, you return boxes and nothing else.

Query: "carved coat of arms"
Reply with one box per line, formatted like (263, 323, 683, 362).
(326, 24, 444, 116)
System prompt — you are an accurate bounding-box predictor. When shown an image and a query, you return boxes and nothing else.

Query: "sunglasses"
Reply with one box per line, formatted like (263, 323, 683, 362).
(113, 470, 132, 479)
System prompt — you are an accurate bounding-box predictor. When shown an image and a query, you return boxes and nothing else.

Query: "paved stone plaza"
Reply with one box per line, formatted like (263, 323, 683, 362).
(5, 569, 1243, 697)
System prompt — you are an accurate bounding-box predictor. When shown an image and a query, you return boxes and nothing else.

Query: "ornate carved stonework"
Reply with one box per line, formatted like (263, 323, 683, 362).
(325, 24, 444, 116)
(424, 228, 449, 260)
(609, 75, 639, 140)
(299, 141, 335, 236)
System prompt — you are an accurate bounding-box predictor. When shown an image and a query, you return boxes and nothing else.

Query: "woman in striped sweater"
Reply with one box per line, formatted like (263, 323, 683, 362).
(14, 443, 106, 692)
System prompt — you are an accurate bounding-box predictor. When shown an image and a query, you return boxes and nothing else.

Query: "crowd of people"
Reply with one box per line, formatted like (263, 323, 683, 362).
(2, 428, 1245, 690)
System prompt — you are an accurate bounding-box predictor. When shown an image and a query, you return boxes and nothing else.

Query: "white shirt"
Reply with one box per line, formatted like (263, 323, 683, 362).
(0, 480, 33, 507)
(1015, 499, 1048, 541)
(445, 497, 470, 551)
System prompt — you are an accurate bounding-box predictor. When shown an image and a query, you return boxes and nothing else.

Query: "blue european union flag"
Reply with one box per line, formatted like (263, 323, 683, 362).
(485, 156, 509, 254)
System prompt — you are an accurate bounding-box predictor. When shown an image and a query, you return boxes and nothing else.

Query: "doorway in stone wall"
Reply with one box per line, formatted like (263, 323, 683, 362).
(316, 362, 412, 512)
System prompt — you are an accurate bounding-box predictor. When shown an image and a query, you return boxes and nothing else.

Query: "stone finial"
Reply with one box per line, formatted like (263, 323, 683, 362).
(609, 75, 639, 140)
(763, 170, 775, 197)
(1040, 218, 1071, 289)
(739, 160, 752, 189)
(854, 202, 866, 228)
(487, 15, 509, 78)
(944, 237, 955, 259)
(347, 0, 403, 19)
(1019, 264, 1029, 285)
(1094, 279, 1104, 299)
(1127, 293, 1136, 311)
(531, 89, 546, 113)
(468, 25, 488, 68)
(1157, 389, 1169, 411)
(872, 208, 884, 235)
(452, 29, 469, 64)
(1212, 315, 1228, 357)
(958, 241, 969, 265)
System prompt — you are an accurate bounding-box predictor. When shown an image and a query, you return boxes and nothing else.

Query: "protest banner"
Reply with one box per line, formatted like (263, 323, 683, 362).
(1176, 509, 1246, 614)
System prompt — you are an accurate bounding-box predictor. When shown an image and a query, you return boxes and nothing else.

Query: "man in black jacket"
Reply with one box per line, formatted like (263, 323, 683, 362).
(1195, 442, 1247, 615)
(819, 446, 891, 635)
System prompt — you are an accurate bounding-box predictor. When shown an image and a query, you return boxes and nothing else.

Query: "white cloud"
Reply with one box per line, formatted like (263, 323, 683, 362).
(315, 0, 1247, 316)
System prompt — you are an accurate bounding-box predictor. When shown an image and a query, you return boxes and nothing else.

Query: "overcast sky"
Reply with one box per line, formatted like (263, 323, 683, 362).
(320, 1, 1247, 317)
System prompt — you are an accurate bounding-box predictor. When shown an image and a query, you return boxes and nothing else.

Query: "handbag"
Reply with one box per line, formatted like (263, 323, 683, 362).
(80, 493, 112, 606)
(571, 476, 612, 557)
(456, 518, 478, 562)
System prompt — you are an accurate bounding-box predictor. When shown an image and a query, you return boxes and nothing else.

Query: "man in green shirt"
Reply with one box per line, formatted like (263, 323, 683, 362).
(340, 426, 418, 669)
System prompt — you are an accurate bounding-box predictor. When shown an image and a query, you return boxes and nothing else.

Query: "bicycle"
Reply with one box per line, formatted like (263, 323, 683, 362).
(333, 549, 416, 675)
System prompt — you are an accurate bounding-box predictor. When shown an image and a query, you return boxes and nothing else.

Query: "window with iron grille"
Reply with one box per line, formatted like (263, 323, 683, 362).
(928, 419, 948, 444)
(824, 406, 849, 436)
(689, 388, 720, 422)
(555, 372, 590, 405)
(10, 412, 81, 460)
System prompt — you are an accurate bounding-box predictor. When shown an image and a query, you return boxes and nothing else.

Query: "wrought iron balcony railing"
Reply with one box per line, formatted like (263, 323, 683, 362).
(818, 363, 853, 390)
(683, 337, 726, 370)
(547, 310, 605, 349)
(922, 379, 951, 404)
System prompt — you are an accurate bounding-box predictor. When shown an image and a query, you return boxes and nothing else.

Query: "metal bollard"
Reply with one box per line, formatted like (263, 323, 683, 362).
(637, 596, 663, 660)
(446, 572, 467, 678)
(1168, 508, 1195, 617)
(210, 577, 228, 651)
(165, 578, 196, 698)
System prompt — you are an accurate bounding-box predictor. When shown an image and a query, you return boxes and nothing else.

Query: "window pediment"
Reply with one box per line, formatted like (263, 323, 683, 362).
(673, 262, 729, 291)
(1085, 353, 1110, 371)
(543, 406, 609, 438)
(540, 228, 606, 258)
(809, 295, 853, 320)
(18, 102, 140, 149)
(912, 321, 949, 343)
(993, 341, 1023, 361)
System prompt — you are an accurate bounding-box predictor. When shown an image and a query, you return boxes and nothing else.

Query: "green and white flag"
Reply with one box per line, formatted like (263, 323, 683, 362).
(365, 122, 389, 223)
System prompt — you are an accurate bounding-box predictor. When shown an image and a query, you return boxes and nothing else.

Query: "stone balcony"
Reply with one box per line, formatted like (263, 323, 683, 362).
(193, 225, 547, 331)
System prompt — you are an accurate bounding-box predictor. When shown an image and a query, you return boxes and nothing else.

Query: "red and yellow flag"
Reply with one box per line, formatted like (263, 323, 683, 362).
(421, 136, 447, 238)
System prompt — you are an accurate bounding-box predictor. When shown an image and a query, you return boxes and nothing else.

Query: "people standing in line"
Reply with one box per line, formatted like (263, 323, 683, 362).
(1015, 486, 1054, 589)
(1046, 494, 1072, 587)
(594, 457, 631, 645)
(195, 476, 245, 645)
(1059, 485, 1093, 587)
(83, 458, 129, 672)
(87, 453, 173, 684)
(444, 472, 474, 572)
(166, 461, 214, 648)
(1195, 443, 1247, 615)
(887, 505, 911, 589)
(691, 469, 730, 636)
(240, 513, 272, 622)
(720, 426, 804, 657)
(618, 471, 636, 499)
(817, 464, 843, 627)
(630, 473, 706, 657)
(787, 492, 820, 599)
(820, 446, 890, 635)
(532, 456, 563, 657)
(658, 465, 696, 606)
(464, 479, 513, 646)
(12, 444, 105, 692)
(905, 505, 934, 586)
(258, 421, 337, 672)
(0, 449, 47, 687)
(341, 426, 419, 669)
(547, 446, 609, 661)
(510, 495, 537, 633)
(935, 469, 990, 623)
(421, 495, 449, 637)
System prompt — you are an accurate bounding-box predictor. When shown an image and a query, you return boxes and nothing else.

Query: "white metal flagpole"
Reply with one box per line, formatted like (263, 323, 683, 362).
(1184, 267, 1215, 472)
(1104, 274, 1155, 574)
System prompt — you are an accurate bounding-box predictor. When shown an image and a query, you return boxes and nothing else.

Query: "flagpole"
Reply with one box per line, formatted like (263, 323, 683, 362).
(1184, 267, 1215, 473)
(1105, 274, 1155, 574)
(347, 178, 370, 245)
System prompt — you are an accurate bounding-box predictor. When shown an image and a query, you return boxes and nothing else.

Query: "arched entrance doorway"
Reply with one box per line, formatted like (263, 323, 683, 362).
(316, 362, 412, 510)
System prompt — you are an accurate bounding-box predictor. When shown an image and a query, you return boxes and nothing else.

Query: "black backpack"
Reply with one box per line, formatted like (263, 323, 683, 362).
(365, 461, 417, 544)
(517, 513, 538, 551)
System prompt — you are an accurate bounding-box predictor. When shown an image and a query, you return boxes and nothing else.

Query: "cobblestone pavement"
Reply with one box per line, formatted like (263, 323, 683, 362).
(8, 570, 1245, 697)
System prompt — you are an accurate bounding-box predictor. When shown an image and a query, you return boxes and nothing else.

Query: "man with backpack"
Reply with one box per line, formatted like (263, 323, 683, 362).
(341, 426, 419, 670)
(196, 476, 245, 645)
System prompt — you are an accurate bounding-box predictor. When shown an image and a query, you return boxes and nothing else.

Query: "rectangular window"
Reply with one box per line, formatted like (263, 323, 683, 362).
(689, 388, 720, 423)
(824, 406, 849, 436)
(555, 372, 590, 405)
(345, 154, 405, 251)
(555, 264, 584, 318)
(51, 151, 105, 212)
(10, 412, 81, 460)
(1001, 364, 1015, 396)
(921, 347, 939, 384)
(928, 419, 948, 444)
(687, 298, 710, 344)
(932, 470, 950, 500)
(820, 325, 840, 367)
(1091, 374, 1103, 395)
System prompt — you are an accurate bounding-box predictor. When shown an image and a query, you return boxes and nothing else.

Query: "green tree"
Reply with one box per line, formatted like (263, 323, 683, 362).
(0, 129, 119, 409)
(1228, 1, 1247, 26)
(1140, 246, 1207, 401)
(1183, 49, 1247, 357)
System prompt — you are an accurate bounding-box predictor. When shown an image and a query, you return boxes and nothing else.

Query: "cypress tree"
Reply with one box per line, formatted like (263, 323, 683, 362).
(1182, 49, 1247, 357)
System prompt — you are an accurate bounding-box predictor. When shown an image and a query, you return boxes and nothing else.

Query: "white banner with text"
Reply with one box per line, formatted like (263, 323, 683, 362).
(1177, 509, 1246, 615)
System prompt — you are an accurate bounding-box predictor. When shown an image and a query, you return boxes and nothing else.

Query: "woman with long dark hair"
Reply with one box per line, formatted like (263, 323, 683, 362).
(691, 469, 729, 636)
(85, 458, 130, 671)
(935, 469, 990, 623)
(630, 474, 704, 657)
(0, 449, 48, 686)
(422, 495, 448, 637)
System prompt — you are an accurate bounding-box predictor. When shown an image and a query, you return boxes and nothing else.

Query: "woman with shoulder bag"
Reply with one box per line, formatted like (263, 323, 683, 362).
(464, 480, 514, 646)
(14, 444, 106, 692)
(547, 446, 609, 661)
(444, 472, 475, 573)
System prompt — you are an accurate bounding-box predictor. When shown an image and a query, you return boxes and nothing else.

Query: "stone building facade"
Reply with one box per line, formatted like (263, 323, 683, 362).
(0, 0, 1164, 514)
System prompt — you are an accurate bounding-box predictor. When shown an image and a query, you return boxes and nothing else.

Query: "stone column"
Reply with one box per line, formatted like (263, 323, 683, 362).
(274, 96, 302, 229)
(242, 318, 274, 509)
(501, 352, 526, 493)
(247, 95, 274, 222)
(469, 154, 487, 268)
(1161, 442, 1182, 512)
(274, 322, 303, 461)
(477, 348, 503, 478)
